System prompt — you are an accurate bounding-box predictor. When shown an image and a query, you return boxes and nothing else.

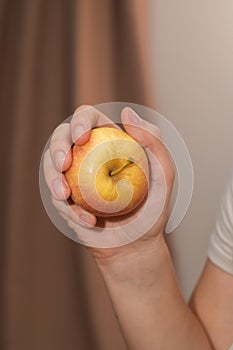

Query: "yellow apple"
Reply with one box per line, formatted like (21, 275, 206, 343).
(64, 127, 149, 217)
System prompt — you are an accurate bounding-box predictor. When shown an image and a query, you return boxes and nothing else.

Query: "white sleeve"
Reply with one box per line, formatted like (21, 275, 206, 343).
(207, 172, 233, 275)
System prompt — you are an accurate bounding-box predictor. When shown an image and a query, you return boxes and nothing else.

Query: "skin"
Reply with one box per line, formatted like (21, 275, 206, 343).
(43, 105, 233, 350)
(190, 261, 233, 350)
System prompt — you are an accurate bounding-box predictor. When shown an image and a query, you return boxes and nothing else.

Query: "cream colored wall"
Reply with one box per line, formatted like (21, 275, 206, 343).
(149, 0, 233, 299)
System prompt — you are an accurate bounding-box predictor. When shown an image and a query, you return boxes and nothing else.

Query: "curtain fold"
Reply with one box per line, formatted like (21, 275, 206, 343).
(0, 1, 150, 349)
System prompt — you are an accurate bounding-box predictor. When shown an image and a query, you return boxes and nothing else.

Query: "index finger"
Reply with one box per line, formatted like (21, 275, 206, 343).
(70, 105, 120, 145)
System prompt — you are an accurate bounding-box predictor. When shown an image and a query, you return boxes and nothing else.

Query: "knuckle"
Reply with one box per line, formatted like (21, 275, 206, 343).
(74, 105, 92, 114)
(50, 123, 69, 143)
(49, 126, 71, 165)
(43, 150, 53, 177)
(43, 149, 50, 165)
(72, 105, 96, 126)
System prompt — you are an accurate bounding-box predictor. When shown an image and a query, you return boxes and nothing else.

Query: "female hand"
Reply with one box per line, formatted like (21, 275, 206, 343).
(43, 105, 175, 263)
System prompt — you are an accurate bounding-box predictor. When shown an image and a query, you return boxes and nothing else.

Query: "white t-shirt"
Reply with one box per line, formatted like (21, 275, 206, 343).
(208, 172, 233, 275)
(207, 172, 233, 350)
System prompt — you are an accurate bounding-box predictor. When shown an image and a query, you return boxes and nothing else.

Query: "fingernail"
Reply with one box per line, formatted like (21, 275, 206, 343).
(73, 124, 85, 141)
(54, 151, 66, 170)
(53, 179, 65, 198)
(127, 108, 141, 125)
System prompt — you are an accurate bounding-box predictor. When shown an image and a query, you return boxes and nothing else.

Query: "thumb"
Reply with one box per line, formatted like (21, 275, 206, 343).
(121, 107, 163, 154)
(121, 107, 175, 184)
(121, 107, 175, 201)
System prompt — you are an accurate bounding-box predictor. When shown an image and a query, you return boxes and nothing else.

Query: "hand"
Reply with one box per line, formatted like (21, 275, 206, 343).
(43, 105, 175, 263)
(43, 105, 119, 228)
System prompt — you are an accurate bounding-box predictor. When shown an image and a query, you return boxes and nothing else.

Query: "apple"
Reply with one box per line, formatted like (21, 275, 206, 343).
(64, 127, 149, 217)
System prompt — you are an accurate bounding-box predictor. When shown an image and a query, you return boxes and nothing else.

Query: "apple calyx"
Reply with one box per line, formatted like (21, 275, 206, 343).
(110, 157, 135, 177)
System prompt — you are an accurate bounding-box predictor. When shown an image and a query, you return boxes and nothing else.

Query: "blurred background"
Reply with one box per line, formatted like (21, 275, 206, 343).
(0, 1, 233, 349)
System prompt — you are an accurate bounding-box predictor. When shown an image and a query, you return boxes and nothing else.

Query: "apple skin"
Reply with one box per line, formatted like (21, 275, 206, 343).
(64, 127, 149, 217)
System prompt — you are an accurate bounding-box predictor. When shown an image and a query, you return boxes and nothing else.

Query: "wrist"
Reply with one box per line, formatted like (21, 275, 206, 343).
(94, 233, 170, 286)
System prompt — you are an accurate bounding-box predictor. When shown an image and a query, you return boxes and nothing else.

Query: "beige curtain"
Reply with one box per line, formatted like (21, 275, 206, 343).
(0, 1, 150, 349)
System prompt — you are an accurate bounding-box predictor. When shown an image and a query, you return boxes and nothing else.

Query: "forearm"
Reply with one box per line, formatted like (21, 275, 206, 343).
(95, 235, 212, 350)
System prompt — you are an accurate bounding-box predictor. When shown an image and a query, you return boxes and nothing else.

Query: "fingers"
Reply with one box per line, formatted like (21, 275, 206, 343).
(70, 105, 120, 145)
(44, 140, 97, 227)
(121, 107, 162, 146)
(43, 149, 71, 200)
(50, 123, 72, 172)
(44, 105, 117, 230)
(121, 107, 167, 158)
(121, 107, 175, 183)
(45, 105, 118, 206)
(49, 106, 119, 172)
(51, 196, 97, 227)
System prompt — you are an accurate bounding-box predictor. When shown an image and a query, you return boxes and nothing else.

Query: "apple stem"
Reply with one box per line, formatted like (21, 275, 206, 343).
(110, 157, 135, 176)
